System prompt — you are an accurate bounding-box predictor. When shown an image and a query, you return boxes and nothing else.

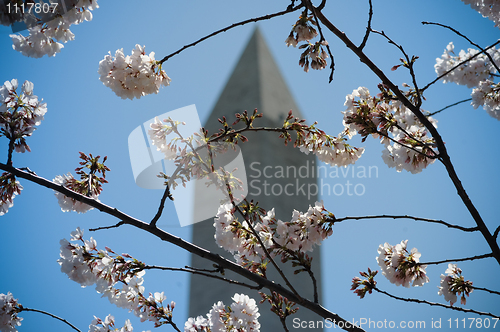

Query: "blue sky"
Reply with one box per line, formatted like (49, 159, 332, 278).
(0, 1, 499, 331)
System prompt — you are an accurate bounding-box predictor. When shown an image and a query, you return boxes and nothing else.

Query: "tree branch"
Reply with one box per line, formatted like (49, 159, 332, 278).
(373, 287, 500, 319)
(20, 307, 81, 332)
(0, 163, 365, 332)
(428, 98, 472, 117)
(159, 3, 304, 64)
(358, 0, 373, 51)
(332, 214, 478, 232)
(422, 21, 500, 74)
(141, 265, 263, 290)
(420, 253, 493, 265)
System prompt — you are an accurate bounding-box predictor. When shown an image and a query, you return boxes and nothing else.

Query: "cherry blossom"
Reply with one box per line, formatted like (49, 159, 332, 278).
(376, 240, 429, 288)
(471, 79, 500, 120)
(0, 79, 47, 154)
(434, 42, 500, 88)
(98, 45, 171, 100)
(461, 0, 500, 28)
(186, 293, 260, 332)
(298, 41, 329, 72)
(0, 172, 22, 216)
(9, 1, 99, 58)
(343, 86, 438, 174)
(0, 292, 22, 332)
(53, 173, 97, 213)
(285, 10, 318, 46)
(437, 264, 473, 306)
(214, 201, 334, 272)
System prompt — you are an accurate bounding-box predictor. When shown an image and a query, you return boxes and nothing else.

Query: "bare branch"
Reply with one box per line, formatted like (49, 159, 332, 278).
(159, 3, 304, 64)
(20, 307, 81, 332)
(420, 253, 493, 265)
(428, 98, 472, 117)
(374, 287, 500, 319)
(141, 265, 263, 290)
(332, 214, 478, 232)
(471, 286, 500, 296)
(422, 21, 500, 74)
(150, 185, 173, 227)
(358, 0, 373, 51)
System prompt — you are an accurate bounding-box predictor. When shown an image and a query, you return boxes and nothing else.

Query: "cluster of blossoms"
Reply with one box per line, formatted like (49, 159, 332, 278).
(435, 42, 500, 119)
(279, 110, 364, 168)
(0, 292, 22, 332)
(185, 293, 260, 332)
(461, 0, 500, 27)
(350, 268, 378, 299)
(53, 152, 109, 213)
(285, 10, 328, 72)
(343, 85, 438, 173)
(0, 79, 47, 215)
(8, 0, 99, 58)
(0, 79, 47, 153)
(98, 45, 171, 100)
(437, 264, 473, 305)
(0, 172, 22, 216)
(214, 201, 333, 271)
(58, 228, 176, 328)
(148, 117, 244, 198)
(89, 314, 150, 332)
(376, 240, 429, 288)
(471, 80, 500, 120)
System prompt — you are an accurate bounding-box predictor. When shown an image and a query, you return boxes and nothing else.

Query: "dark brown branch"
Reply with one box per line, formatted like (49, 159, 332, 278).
(373, 287, 500, 319)
(332, 214, 478, 232)
(141, 265, 263, 290)
(20, 307, 81, 332)
(358, 0, 373, 51)
(308, 0, 335, 82)
(422, 21, 500, 74)
(371, 29, 422, 108)
(150, 185, 173, 227)
(428, 98, 472, 117)
(493, 225, 500, 240)
(307, 4, 500, 266)
(0, 163, 365, 332)
(421, 40, 500, 93)
(471, 286, 500, 296)
(159, 3, 304, 64)
(420, 253, 493, 265)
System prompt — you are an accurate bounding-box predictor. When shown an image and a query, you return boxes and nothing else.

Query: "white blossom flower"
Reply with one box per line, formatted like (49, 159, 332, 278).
(437, 263, 473, 305)
(0, 292, 22, 332)
(53, 173, 97, 213)
(471, 80, 500, 120)
(98, 45, 171, 100)
(462, 0, 500, 27)
(376, 240, 429, 288)
(9, 1, 98, 58)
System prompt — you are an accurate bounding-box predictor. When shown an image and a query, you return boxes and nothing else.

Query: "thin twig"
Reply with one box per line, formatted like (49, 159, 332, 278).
(420, 253, 493, 265)
(422, 21, 500, 74)
(471, 286, 500, 296)
(159, 3, 304, 64)
(421, 40, 500, 93)
(20, 307, 81, 332)
(358, 0, 373, 51)
(141, 265, 263, 290)
(428, 98, 472, 117)
(371, 29, 422, 108)
(89, 222, 124, 232)
(332, 214, 478, 232)
(493, 225, 500, 240)
(308, 0, 335, 82)
(0, 164, 365, 332)
(374, 287, 500, 319)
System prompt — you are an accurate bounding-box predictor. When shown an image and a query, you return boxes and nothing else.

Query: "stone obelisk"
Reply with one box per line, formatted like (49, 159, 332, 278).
(189, 28, 322, 331)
